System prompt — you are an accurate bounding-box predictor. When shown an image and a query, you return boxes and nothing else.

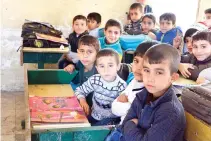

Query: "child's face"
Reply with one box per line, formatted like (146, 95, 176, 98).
(192, 40, 211, 61)
(205, 13, 211, 20)
(104, 26, 121, 44)
(185, 37, 193, 53)
(141, 17, 155, 33)
(129, 8, 143, 22)
(73, 19, 87, 35)
(87, 19, 100, 30)
(77, 45, 97, 67)
(142, 60, 176, 97)
(159, 19, 174, 33)
(96, 56, 120, 82)
(132, 56, 143, 81)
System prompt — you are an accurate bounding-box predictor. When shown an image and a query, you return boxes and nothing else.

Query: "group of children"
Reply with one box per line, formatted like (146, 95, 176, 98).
(57, 1, 211, 140)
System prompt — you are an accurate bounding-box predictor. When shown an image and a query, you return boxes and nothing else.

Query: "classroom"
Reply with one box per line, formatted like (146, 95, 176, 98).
(1, 0, 211, 141)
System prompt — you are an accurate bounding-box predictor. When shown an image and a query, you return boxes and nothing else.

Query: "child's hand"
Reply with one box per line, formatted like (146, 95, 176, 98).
(79, 98, 90, 116)
(130, 118, 138, 125)
(64, 64, 75, 73)
(173, 35, 182, 49)
(179, 63, 194, 78)
(117, 94, 128, 103)
(196, 77, 206, 84)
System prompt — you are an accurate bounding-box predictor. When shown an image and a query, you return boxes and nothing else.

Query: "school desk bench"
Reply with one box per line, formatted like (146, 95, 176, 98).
(21, 47, 69, 69)
(24, 69, 111, 141)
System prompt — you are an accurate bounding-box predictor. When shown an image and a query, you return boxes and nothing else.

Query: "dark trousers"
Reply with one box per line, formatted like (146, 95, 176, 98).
(87, 115, 120, 126)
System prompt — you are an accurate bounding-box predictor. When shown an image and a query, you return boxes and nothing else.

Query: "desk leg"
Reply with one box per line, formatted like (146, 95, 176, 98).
(38, 63, 44, 69)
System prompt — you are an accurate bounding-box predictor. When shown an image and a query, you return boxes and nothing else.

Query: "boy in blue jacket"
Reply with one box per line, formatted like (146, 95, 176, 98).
(156, 13, 183, 46)
(107, 44, 186, 141)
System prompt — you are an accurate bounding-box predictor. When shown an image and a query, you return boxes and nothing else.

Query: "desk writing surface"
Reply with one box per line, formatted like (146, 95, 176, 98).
(28, 84, 74, 97)
(174, 76, 197, 86)
(22, 47, 69, 53)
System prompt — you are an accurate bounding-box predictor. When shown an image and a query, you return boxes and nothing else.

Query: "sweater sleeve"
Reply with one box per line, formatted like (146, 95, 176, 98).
(181, 54, 192, 63)
(74, 76, 95, 99)
(123, 107, 185, 141)
(111, 99, 131, 116)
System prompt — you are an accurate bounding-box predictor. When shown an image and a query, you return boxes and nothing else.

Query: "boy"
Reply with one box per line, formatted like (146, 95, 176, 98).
(99, 19, 123, 60)
(108, 44, 186, 141)
(141, 13, 157, 39)
(64, 35, 99, 90)
(205, 8, 211, 20)
(205, 8, 211, 29)
(179, 31, 211, 81)
(112, 41, 158, 124)
(87, 12, 101, 37)
(124, 3, 143, 35)
(58, 15, 88, 69)
(75, 49, 127, 126)
(136, 0, 153, 13)
(156, 13, 183, 46)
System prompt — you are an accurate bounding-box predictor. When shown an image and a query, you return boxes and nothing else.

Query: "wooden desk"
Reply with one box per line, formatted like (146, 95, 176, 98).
(21, 47, 69, 69)
(185, 112, 211, 141)
(28, 84, 90, 131)
(174, 76, 197, 86)
(28, 84, 74, 97)
(24, 70, 91, 141)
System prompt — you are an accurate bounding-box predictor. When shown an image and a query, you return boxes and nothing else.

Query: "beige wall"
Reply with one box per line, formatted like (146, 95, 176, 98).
(1, 0, 132, 91)
(197, 0, 211, 21)
(2, 0, 132, 28)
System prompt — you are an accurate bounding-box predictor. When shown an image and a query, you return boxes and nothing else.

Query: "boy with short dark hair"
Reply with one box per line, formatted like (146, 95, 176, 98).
(124, 3, 143, 35)
(64, 35, 100, 90)
(99, 19, 123, 60)
(87, 12, 101, 37)
(205, 8, 211, 20)
(58, 15, 88, 68)
(112, 41, 158, 124)
(179, 31, 211, 81)
(107, 44, 186, 141)
(75, 49, 127, 126)
(156, 13, 183, 47)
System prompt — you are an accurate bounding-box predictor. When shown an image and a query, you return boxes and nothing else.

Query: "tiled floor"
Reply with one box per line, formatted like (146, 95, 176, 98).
(1, 91, 26, 141)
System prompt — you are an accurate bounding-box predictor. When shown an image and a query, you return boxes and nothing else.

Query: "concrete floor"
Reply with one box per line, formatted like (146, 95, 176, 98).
(1, 91, 26, 141)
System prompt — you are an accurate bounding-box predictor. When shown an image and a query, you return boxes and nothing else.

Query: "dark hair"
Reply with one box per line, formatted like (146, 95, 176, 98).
(183, 28, 198, 43)
(192, 31, 211, 44)
(143, 44, 181, 74)
(87, 12, 101, 24)
(96, 49, 120, 65)
(159, 13, 176, 25)
(78, 35, 100, 52)
(130, 3, 143, 12)
(134, 41, 159, 57)
(73, 15, 87, 24)
(205, 8, 211, 14)
(141, 13, 156, 24)
(104, 19, 122, 33)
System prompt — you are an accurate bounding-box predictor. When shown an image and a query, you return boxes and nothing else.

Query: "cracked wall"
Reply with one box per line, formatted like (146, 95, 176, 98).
(1, 0, 132, 91)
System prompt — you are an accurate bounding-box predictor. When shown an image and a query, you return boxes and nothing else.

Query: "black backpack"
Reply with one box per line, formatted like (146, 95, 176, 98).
(21, 20, 68, 48)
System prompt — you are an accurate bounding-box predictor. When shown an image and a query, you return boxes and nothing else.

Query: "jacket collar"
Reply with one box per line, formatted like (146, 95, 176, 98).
(137, 85, 179, 108)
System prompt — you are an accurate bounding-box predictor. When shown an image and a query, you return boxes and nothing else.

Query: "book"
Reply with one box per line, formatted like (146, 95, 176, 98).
(29, 96, 87, 123)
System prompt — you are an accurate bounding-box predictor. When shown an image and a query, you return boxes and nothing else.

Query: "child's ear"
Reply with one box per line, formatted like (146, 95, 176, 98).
(117, 63, 121, 71)
(171, 72, 179, 82)
(97, 22, 101, 28)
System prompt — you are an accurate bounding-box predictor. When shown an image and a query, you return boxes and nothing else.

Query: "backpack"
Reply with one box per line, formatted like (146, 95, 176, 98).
(21, 20, 68, 48)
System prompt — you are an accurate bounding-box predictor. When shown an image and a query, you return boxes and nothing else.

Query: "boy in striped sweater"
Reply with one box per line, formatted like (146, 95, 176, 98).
(75, 49, 127, 126)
